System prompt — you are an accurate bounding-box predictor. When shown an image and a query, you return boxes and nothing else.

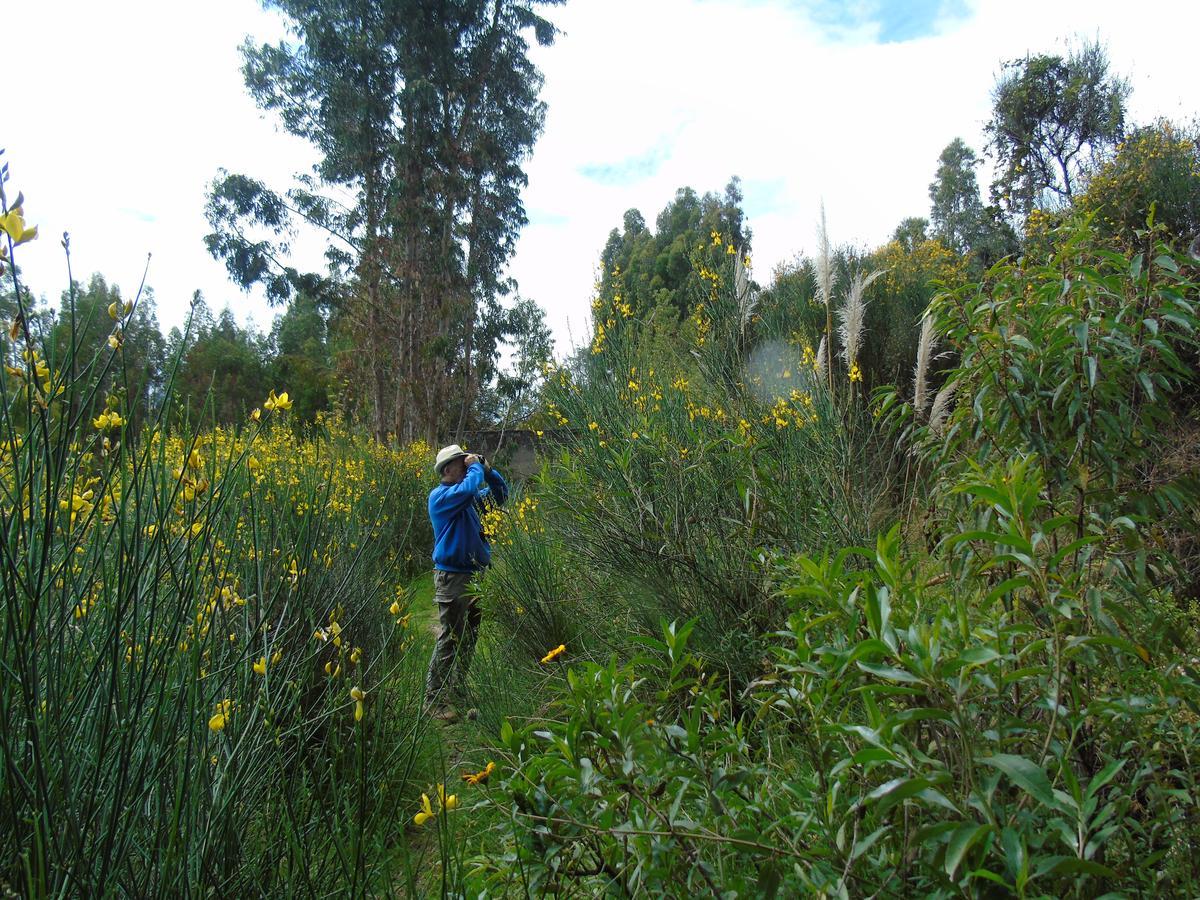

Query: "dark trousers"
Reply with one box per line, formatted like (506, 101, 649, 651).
(425, 570, 480, 703)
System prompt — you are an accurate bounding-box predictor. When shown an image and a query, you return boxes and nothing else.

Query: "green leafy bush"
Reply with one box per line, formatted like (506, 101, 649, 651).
(468, 216, 1200, 896)
(1, 234, 436, 893)
(1078, 119, 1200, 249)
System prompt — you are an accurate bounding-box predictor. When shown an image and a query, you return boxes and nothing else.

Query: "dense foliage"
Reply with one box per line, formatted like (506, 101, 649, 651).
(4, 19, 1200, 898)
(205, 0, 564, 442)
(1, 215, 441, 892)
(987, 39, 1130, 216)
(463, 215, 1200, 898)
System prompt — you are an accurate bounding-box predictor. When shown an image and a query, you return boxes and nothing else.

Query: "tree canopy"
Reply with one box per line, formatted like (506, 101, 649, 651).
(986, 39, 1130, 218)
(205, 0, 563, 442)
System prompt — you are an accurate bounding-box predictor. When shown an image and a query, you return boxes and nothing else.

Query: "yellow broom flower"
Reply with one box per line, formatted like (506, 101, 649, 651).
(413, 793, 435, 826)
(437, 782, 459, 811)
(462, 761, 496, 786)
(208, 699, 233, 732)
(264, 390, 293, 412)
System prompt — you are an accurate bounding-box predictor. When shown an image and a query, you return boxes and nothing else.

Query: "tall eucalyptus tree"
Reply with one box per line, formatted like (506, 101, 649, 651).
(205, 0, 562, 441)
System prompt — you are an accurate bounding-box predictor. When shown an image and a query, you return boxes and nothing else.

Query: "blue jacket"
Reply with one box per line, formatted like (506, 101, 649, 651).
(429, 463, 509, 573)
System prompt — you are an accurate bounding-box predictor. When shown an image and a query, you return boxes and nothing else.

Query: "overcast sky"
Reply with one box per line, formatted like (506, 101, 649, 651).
(7, 0, 1199, 356)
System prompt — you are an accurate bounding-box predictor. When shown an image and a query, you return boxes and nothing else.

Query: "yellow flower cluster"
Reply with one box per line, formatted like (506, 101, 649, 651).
(92, 410, 125, 431)
(0, 203, 38, 246)
(315, 607, 366, 680)
(875, 238, 968, 295)
(691, 301, 711, 346)
(30, 401, 428, 696)
(3, 346, 63, 406)
(1077, 122, 1200, 241)
(589, 266, 637, 355)
(263, 390, 293, 412)
(462, 761, 496, 785)
(208, 698, 235, 733)
(252, 650, 283, 675)
(388, 583, 413, 628)
(761, 392, 816, 430)
(479, 493, 542, 547)
(620, 366, 664, 415)
(413, 783, 459, 826)
(685, 401, 729, 424)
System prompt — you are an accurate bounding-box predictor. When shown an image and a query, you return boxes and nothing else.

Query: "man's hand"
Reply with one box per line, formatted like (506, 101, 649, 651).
(464, 454, 482, 468)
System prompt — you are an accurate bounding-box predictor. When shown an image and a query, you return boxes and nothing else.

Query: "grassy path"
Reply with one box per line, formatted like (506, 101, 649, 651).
(406, 570, 488, 771)
(397, 570, 504, 894)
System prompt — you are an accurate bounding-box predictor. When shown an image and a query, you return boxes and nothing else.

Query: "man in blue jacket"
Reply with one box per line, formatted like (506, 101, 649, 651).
(425, 443, 509, 721)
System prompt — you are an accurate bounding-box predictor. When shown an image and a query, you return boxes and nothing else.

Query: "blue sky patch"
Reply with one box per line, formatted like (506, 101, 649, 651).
(119, 207, 158, 223)
(742, 178, 790, 219)
(527, 208, 569, 227)
(790, 0, 971, 43)
(579, 140, 672, 186)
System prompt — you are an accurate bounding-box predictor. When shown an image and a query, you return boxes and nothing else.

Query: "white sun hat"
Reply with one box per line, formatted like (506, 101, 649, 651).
(434, 444, 469, 475)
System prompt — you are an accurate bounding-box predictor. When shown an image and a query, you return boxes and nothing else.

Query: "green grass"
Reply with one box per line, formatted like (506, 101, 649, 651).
(394, 567, 535, 895)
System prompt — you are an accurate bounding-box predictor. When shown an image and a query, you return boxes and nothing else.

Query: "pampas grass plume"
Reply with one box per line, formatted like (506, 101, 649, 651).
(838, 268, 884, 367)
(928, 377, 958, 436)
(913, 314, 937, 419)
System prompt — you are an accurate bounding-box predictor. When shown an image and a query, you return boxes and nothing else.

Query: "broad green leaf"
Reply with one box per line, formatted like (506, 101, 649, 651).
(1085, 759, 1126, 799)
(959, 647, 1001, 665)
(945, 823, 991, 878)
(1066, 634, 1149, 663)
(857, 661, 922, 684)
(1154, 254, 1179, 273)
(967, 868, 1013, 888)
(868, 776, 937, 814)
(918, 787, 961, 813)
(1072, 322, 1088, 351)
(985, 575, 1031, 605)
(1000, 826, 1026, 879)
(850, 747, 897, 766)
(850, 824, 891, 861)
(845, 638, 892, 665)
(980, 754, 1059, 810)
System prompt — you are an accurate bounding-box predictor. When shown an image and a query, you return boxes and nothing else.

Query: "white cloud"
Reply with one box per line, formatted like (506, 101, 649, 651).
(6, 0, 1198, 357)
(514, 0, 1199, 352)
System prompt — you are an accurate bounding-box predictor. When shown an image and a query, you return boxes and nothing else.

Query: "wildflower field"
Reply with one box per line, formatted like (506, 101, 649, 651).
(448, 215, 1200, 896)
(1, 208, 445, 890)
(5, 96, 1200, 896)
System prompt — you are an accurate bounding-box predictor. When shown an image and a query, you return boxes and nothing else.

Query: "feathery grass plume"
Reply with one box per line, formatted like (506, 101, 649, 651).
(815, 204, 835, 309)
(816, 202, 837, 394)
(734, 245, 757, 338)
(928, 377, 958, 436)
(912, 313, 937, 419)
(838, 269, 885, 368)
(815, 335, 828, 383)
